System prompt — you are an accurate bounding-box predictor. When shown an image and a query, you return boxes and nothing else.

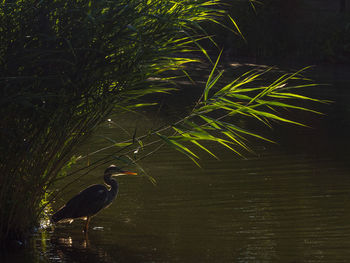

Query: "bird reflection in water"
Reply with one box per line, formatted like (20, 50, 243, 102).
(52, 165, 137, 233)
(58, 236, 73, 247)
(50, 232, 143, 263)
(51, 233, 117, 263)
(59, 236, 90, 249)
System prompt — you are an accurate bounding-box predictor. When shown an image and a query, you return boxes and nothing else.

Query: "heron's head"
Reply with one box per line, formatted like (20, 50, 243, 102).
(104, 165, 137, 177)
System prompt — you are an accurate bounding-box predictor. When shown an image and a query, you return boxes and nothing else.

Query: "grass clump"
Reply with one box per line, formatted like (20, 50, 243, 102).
(0, 0, 222, 244)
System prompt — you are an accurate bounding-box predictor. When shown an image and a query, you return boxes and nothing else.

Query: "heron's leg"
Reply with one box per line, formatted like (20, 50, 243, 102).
(83, 216, 91, 233)
(83, 231, 90, 247)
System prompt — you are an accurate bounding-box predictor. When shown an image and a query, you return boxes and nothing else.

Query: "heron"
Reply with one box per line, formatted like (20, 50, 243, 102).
(51, 165, 137, 233)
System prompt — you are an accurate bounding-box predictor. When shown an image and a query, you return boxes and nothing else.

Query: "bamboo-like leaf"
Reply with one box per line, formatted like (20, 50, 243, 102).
(123, 154, 157, 185)
(268, 92, 324, 102)
(191, 140, 218, 159)
(228, 15, 246, 42)
(214, 70, 266, 96)
(199, 115, 222, 130)
(157, 133, 200, 166)
(255, 99, 323, 114)
(222, 131, 251, 152)
(269, 66, 311, 88)
(218, 140, 243, 157)
(205, 70, 224, 101)
(249, 0, 262, 13)
(220, 120, 275, 143)
(226, 93, 253, 100)
(114, 142, 133, 147)
(248, 108, 308, 127)
(204, 49, 223, 101)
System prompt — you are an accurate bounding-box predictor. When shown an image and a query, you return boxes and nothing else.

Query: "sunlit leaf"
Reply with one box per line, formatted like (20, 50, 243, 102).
(204, 50, 223, 101)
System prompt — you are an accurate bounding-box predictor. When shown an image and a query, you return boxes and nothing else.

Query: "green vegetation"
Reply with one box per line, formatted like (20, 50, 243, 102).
(83, 63, 324, 174)
(0, 0, 323, 245)
(0, 0, 223, 244)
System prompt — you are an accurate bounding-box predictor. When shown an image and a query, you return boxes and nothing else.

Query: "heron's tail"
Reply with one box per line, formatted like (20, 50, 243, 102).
(51, 206, 67, 223)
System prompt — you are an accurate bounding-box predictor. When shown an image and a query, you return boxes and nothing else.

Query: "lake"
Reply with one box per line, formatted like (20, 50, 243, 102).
(2, 64, 350, 262)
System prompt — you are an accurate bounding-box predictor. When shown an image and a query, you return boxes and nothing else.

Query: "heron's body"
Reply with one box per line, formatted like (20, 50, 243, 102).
(52, 183, 118, 222)
(52, 165, 135, 232)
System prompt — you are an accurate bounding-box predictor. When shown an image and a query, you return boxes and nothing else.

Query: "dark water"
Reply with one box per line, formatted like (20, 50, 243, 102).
(3, 66, 350, 262)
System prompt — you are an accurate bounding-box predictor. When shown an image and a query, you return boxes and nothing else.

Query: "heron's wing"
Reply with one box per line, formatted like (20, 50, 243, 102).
(63, 184, 109, 219)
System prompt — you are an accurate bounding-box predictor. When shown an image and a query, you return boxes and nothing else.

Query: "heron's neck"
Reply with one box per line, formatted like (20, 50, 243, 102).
(104, 174, 119, 198)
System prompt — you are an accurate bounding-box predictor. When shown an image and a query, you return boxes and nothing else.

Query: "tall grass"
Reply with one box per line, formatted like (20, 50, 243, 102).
(0, 0, 324, 245)
(0, 0, 223, 244)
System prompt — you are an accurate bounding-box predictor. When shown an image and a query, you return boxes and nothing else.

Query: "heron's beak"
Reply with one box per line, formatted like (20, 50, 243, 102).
(120, 170, 137, 175)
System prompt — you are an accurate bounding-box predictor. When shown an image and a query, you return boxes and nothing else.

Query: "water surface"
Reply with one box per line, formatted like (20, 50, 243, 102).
(2, 66, 350, 263)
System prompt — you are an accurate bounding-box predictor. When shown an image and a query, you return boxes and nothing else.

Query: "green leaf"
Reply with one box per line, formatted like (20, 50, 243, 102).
(204, 49, 223, 101)
(228, 15, 246, 42)
(248, 108, 308, 127)
(191, 140, 219, 159)
(157, 133, 200, 166)
(255, 99, 323, 114)
(114, 142, 133, 147)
